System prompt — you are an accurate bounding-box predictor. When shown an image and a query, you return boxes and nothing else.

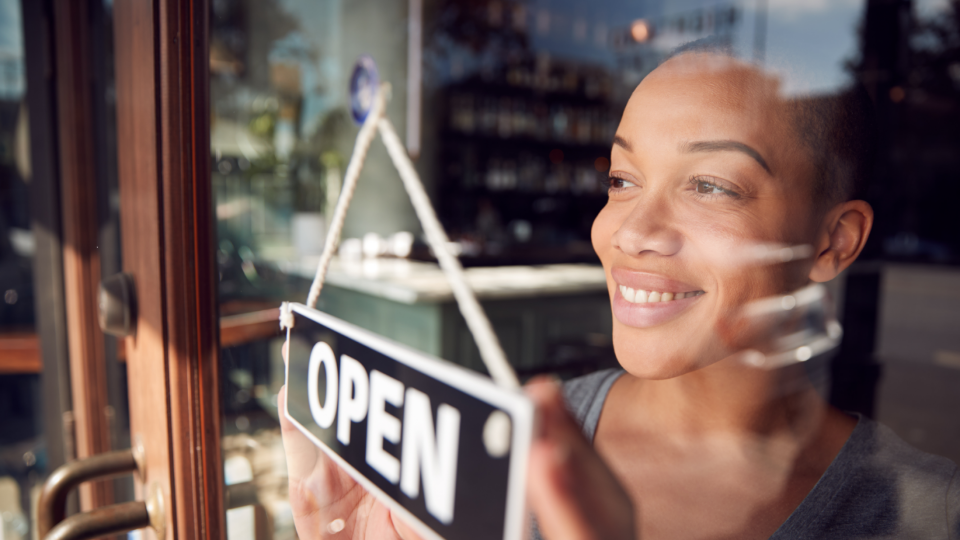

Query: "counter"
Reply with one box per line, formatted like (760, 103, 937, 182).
(281, 258, 616, 378)
(282, 258, 609, 304)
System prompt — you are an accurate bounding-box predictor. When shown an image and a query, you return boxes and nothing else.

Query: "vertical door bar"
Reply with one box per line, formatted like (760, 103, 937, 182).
(113, 0, 224, 538)
(156, 0, 224, 538)
(113, 0, 171, 536)
(52, 0, 114, 512)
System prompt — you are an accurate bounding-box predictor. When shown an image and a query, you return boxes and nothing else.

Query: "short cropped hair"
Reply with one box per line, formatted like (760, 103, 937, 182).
(789, 89, 876, 205)
(666, 39, 877, 206)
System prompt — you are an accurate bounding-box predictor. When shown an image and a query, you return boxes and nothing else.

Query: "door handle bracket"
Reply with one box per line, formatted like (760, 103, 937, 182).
(38, 449, 165, 540)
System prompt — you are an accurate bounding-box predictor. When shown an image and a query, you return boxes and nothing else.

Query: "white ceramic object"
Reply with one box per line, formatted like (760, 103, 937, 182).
(292, 212, 326, 258)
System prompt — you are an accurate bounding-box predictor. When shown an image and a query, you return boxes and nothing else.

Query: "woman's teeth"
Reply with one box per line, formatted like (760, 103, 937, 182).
(619, 285, 704, 304)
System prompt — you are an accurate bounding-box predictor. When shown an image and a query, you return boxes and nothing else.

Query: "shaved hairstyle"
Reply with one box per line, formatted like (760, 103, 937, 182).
(663, 38, 877, 207)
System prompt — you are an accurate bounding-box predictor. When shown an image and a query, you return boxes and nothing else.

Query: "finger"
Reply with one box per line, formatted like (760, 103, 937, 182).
(279, 385, 366, 520)
(526, 380, 601, 539)
(278, 385, 322, 480)
(280, 384, 326, 540)
(525, 377, 580, 441)
(526, 378, 635, 540)
(389, 511, 426, 540)
(529, 439, 598, 540)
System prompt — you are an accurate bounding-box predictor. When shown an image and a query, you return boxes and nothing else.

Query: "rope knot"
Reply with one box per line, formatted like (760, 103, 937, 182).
(279, 302, 295, 330)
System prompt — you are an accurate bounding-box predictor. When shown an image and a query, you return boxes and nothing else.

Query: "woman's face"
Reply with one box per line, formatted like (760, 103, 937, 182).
(593, 54, 821, 379)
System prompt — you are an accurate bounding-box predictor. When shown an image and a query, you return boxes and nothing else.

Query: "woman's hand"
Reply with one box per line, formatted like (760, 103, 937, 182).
(280, 338, 633, 540)
(278, 343, 423, 540)
(526, 378, 637, 540)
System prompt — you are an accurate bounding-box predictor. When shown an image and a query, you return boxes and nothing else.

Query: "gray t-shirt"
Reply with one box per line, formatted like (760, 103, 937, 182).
(531, 368, 960, 539)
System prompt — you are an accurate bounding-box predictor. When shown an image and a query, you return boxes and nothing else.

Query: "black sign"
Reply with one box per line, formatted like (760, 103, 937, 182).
(284, 303, 533, 540)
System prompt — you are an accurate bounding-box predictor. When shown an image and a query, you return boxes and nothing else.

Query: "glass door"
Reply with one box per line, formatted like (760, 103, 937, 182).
(2, 1, 130, 537)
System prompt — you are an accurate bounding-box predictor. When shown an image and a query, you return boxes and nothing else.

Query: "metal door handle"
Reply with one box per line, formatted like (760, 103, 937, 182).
(44, 502, 151, 540)
(99, 273, 137, 337)
(38, 449, 164, 540)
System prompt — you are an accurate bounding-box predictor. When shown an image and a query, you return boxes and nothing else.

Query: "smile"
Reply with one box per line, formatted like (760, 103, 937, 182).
(609, 268, 707, 328)
(618, 286, 705, 304)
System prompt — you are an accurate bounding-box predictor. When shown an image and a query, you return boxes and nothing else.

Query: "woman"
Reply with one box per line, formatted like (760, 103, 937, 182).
(279, 49, 960, 539)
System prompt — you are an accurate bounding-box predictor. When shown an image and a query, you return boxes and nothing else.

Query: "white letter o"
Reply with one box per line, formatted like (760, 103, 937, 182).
(308, 342, 338, 429)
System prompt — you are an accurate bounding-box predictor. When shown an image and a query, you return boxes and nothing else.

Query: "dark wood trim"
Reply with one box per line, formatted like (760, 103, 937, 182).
(52, 0, 114, 511)
(219, 308, 281, 349)
(0, 333, 42, 374)
(114, 1, 177, 537)
(2, 308, 280, 374)
(157, 2, 224, 537)
(114, 0, 223, 538)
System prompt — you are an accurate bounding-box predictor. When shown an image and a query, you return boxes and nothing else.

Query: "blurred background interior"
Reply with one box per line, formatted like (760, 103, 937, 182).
(1, 0, 960, 538)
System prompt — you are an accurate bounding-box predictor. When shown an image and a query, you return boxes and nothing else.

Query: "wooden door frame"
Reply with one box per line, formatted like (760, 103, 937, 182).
(114, 0, 224, 538)
(51, 0, 114, 512)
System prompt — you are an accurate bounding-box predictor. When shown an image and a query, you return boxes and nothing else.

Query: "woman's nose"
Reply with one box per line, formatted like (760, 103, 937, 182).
(611, 195, 683, 257)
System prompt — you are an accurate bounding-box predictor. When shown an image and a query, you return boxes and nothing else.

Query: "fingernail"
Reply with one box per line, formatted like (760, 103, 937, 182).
(327, 518, 345, 534)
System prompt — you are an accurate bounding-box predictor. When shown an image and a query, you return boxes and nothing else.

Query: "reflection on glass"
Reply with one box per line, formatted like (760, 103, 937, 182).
(212, 1, 960, 539)
(1, 1, 131, 536)
(0, 1, 39, 539)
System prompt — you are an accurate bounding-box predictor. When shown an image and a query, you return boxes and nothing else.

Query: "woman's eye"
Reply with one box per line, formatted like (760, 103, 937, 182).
(693, 177, 740, 198)
(696, 180, 724, 194)
(608, 176, 637, 190)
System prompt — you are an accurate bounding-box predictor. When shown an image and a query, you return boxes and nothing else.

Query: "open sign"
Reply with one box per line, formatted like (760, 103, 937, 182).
(283, 303, 534, 540)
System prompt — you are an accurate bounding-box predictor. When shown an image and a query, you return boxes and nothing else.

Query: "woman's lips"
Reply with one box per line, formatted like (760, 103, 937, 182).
(612, 288, 705, 328)
(610, 267, 705, 328)
(610, 267, 702, 294)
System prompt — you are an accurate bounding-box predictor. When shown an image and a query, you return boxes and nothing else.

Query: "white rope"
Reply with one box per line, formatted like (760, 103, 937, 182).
(297, 82, 519, 389)
(377, 116, 519, 389)
(305, 84, 389, 310)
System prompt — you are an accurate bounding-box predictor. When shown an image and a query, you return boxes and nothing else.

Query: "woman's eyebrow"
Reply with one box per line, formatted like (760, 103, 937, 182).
(612, 135, 633, 151)
(680, 140, 772, 174)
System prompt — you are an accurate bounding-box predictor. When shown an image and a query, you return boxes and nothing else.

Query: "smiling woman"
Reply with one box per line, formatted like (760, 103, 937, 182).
(594, 48, 873, 379)
(271, 7, 960, 540)
(523, 46, 960, 540)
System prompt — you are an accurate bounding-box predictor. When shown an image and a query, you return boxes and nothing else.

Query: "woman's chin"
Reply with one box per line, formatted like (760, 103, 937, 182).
(613, 346, 706, 380)
(611, 330, 728, 380)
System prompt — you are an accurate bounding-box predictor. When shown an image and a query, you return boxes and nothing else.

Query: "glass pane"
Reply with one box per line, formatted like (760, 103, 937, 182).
(0, 0, 31, 332)
(0, 1, 130, 538)
(0, 0, 41, 537)
(213, 1, 960, 539)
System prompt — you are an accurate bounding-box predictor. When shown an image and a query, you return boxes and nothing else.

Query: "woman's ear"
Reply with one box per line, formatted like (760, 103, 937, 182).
(809, 200, 874, 282)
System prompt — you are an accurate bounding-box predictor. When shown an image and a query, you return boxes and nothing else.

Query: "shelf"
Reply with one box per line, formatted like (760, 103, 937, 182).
(440, 130, 612, 153)
(0, 305, 283, 374)
(0, 332, 41, 374)
(220, 307, 282, 349)
(445, 186, 608, 198)
(444, 77, 613, 107)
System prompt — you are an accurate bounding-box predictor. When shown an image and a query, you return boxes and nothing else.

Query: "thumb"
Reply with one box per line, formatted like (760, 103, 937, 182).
(525, 378, 636, 540)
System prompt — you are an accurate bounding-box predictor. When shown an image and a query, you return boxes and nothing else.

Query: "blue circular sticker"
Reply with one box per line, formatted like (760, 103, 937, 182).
(350, 55, 380, 124)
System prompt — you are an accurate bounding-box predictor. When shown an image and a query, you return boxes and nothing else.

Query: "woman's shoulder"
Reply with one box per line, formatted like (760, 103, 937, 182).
(855, 416, 957, 475)
(776, 414, 960, 539)
(844, 415, 958, 503)
(561, 368, 625, 442)
(856, 417, 959, 522)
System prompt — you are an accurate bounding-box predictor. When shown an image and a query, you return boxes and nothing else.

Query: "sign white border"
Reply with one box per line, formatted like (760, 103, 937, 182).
(283, 302, 533, 540)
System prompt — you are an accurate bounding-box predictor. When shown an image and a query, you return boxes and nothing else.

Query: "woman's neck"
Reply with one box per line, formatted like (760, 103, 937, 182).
(597, 357, 858, 540)
(612, 355, 837, 444)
